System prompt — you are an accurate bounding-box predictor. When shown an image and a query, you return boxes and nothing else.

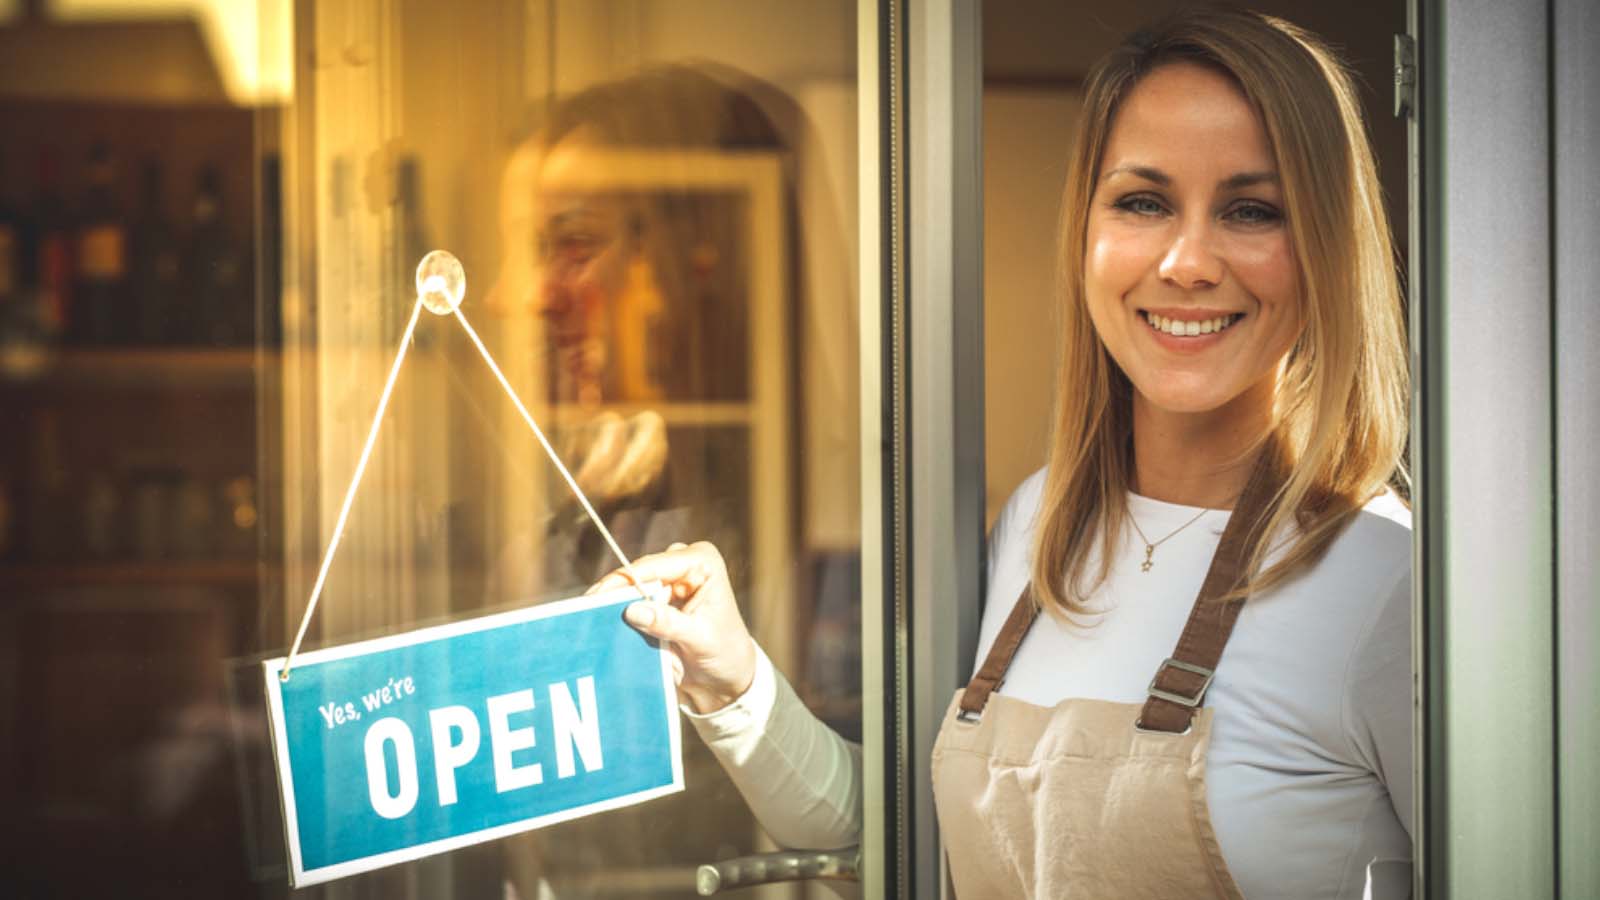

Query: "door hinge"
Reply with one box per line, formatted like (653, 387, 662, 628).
(1394, 33, 1417, 120)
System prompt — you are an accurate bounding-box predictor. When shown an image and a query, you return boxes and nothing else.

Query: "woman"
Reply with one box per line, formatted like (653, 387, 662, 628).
(487, 64, 800, 598)
(590, 9, 1412, 898)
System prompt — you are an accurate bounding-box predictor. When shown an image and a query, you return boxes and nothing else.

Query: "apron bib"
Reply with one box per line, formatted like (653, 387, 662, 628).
(932, 444, 1285, 899)
(932, 693, 1240, 899)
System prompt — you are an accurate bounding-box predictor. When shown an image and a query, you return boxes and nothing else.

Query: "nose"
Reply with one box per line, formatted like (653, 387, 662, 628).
(537, 267, 577, 320)
(1157, 217, 1224, 290)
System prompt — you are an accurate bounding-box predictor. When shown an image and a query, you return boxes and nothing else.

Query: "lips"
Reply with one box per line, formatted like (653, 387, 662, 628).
(1139, 310, 1242, 337)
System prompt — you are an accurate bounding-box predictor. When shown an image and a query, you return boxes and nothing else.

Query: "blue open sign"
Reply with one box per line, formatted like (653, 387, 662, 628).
(263, 584, 683, 886)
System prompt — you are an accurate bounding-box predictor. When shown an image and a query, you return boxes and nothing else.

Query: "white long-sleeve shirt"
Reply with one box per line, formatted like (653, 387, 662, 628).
(687, 470, 1414, 899)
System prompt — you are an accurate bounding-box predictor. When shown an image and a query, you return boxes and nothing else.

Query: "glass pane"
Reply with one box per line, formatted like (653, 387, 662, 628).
(0, 3, 276, 896)
(264, 2, 862, 899)
(0, 1, 862, 897)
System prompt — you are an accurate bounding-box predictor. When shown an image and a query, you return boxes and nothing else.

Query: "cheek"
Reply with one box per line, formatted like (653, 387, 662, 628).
(1084, 217, 1161, 300)
(1229, 233, 1299, 313)
(1229, 236, 1303, 361)
(583, 247, 630, 306)
(1082, 223, 1119, 313)
(1083, 220, 1122, 288)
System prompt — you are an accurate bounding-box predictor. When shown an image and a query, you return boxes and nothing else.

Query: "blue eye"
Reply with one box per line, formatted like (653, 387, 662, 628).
(1227, 202, 1282, 225)
(1114, 194, 1167, 216)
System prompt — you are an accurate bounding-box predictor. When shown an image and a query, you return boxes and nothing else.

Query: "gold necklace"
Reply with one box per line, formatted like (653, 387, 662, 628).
(1128, 503, 1212, 572)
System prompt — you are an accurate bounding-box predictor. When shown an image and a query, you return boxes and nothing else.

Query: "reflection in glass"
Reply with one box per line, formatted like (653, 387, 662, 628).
(267, 4, 861, 899)
(0, 2, 859, 898)
(485, 64, 847, 898)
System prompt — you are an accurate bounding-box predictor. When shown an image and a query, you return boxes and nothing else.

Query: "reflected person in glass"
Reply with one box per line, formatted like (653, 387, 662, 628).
(488, 64, 797, 599)
(490, 64, 851, 896)
(591, 9, 1414, 899)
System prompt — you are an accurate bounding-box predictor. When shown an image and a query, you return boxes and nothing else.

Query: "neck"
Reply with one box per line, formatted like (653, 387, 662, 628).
(1130, 380, 1275, 510)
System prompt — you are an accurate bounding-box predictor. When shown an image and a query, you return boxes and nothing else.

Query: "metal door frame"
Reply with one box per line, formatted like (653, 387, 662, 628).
(1411, 0, 1598, 896)
(860, 1, 985, 897)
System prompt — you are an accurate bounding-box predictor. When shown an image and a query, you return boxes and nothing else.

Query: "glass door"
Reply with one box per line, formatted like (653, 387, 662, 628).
(252, 2, 869, 898)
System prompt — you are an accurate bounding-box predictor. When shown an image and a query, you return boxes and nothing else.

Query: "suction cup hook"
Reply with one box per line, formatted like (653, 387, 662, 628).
(416, 250, 466, 315)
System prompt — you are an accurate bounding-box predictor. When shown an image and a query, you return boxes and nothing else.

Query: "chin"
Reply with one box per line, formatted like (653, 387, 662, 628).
(1134, 380, 1235, 416)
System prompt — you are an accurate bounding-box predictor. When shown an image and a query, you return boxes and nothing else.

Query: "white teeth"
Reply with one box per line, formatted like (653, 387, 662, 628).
(1144, 312, 1238, 336)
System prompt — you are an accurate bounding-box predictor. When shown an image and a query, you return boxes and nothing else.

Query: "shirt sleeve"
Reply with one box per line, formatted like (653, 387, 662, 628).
(683, 644, 863, 850)
(1343, 561, 1415, 839)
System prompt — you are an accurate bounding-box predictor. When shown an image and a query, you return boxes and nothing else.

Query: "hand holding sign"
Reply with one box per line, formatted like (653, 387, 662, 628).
(590, 541, 758, 714)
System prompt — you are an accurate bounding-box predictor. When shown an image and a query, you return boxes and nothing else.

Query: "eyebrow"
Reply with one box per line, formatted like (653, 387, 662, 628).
(545, 208, 604, 231)
(1100, 165, 1279, 191)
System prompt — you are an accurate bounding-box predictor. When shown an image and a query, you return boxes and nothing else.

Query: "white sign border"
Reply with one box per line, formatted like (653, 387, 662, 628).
(261, 583, 683, 887)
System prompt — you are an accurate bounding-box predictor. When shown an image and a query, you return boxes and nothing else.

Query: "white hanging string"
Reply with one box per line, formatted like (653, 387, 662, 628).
(281, 296, 426, 680)
(280, 278, 645, 681)
(450, 305, 645, 593)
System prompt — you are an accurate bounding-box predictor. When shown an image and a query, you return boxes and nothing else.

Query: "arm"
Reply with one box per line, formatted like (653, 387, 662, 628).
(587, 543, 863, 849)
(685, 645, 862, 849)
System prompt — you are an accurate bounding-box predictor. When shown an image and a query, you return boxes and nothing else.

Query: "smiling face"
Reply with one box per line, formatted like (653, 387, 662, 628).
(1084, 61, 1303, 419)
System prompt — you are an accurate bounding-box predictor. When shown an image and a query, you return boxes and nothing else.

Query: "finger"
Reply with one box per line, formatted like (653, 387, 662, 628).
(592, 545, 716, 596)
(586, 570, 632, 595)
(622, 600, 704, 649)
(670, 565, 711, 605)
(585, 560, 667, 596)
(677, 566, 715, 612)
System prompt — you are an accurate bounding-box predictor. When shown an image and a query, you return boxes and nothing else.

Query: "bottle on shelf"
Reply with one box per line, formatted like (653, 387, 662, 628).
(28, 410, 75, 561)
(127, 466, 178, 561)
(76, 140, 130, 346)
(0, 149, 21, 318)
(30, 148, 73, 344)
(185, 164, 246, 346)
(220, 474, 258, 559)
(82, 469, 122, 559)
(131, 159, 182, 346)
(173, 471, 216, 559)
(0, 148, 31, 370)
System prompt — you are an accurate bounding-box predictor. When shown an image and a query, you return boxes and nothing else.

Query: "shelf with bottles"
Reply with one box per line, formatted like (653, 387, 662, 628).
(0, 107, 282, 363)
(0, 397, 267, 576)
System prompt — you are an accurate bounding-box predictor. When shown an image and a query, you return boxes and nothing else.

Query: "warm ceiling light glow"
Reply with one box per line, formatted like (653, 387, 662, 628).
(48, 0, 291, 104)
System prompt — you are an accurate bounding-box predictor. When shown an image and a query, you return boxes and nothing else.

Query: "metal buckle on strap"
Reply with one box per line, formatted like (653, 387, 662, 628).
(956, 677, 1004, 724)
(1146, 657, 1214, 708)
(1133, 717, 1193, 737)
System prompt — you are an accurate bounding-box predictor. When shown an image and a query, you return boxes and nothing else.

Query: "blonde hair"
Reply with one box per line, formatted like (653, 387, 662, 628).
(1031, 7, 1409, 616)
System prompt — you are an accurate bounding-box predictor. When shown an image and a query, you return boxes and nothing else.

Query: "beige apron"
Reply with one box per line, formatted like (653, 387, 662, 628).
(931, 448, 1284, 900)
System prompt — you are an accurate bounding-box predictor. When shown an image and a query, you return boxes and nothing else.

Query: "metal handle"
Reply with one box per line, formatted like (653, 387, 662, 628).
(695, 846, 861, 895)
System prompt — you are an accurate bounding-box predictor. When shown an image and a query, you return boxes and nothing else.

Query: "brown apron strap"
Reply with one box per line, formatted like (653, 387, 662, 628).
(955, 586, 1040, 720)
(954, 439, 1286, 730)
(1135, 441, 1286, 734)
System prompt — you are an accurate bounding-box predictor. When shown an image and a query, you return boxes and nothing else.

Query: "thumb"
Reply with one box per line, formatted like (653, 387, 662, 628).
(623, 601, 701, 646)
